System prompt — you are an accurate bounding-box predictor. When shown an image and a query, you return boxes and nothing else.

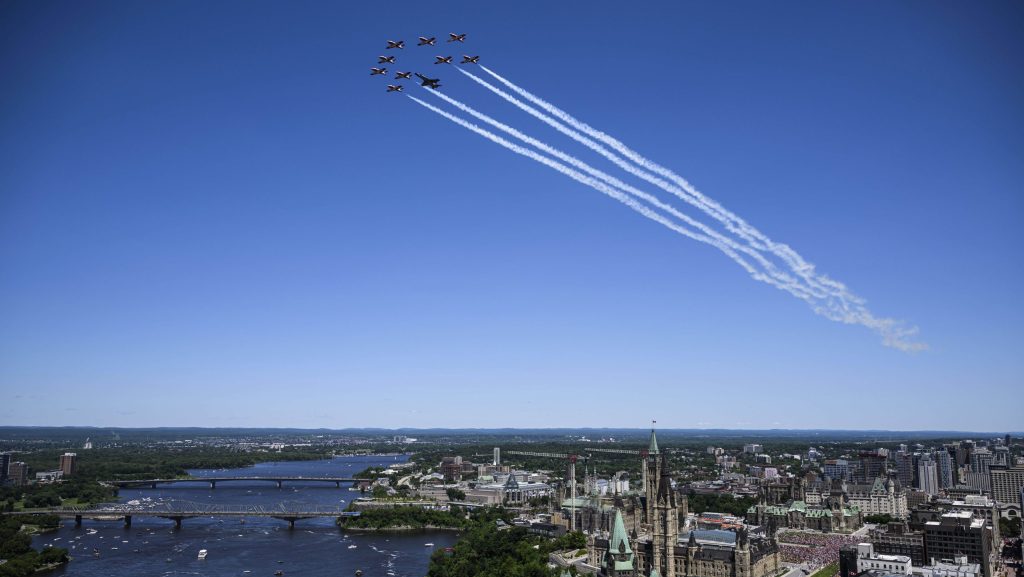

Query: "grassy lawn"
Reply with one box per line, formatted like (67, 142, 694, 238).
(809, 562, 839, 577)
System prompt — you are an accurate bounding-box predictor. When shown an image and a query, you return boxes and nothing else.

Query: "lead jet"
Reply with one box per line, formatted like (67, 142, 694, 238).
(370, 67, 388, 75)
(377, 55, 396, 64)
(460, 55, 479, 64)
(386, 40, 404, 49)
(417, 36, 436, 46)
(447, 33, 466, 43)
(434, 55, 452, 64)
(394, 71, 412, 79)
(415, 73, 441, 90)
(386, 84, 404, 92)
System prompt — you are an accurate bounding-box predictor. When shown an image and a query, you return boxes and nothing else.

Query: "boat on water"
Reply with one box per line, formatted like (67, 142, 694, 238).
(348, 544, 358, 549)
(197, 549, 208, 560)
(424, 543, 434, 547)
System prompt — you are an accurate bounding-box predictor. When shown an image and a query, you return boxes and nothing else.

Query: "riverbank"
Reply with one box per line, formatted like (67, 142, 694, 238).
(342, 525, 463, 533)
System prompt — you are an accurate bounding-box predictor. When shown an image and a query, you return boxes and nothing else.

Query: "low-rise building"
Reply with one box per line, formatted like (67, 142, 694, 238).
(855, 542, 912, 575)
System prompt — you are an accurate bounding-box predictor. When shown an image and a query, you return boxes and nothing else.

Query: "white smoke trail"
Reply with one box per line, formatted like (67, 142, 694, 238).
(422, 87, 821, 302)
(459, 68, 851, 304)
(477, 65, 865, 301)
(406, 94, 773, 282)
(463, 67, 925, 351)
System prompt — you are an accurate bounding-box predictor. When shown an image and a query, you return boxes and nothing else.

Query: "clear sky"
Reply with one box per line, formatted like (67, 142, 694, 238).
(1, 1, 1022, 431)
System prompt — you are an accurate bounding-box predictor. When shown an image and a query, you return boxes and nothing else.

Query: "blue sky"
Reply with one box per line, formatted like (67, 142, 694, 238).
(1, 1, 1021, 430)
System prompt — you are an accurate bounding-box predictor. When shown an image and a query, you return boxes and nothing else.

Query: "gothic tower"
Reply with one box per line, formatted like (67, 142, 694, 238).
(651, 454, 677, 577)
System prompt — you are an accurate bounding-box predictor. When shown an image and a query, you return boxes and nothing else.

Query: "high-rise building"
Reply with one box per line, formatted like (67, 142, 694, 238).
(493, 447, 501, 466)
(971, 449, 993, 475)
(896, 451, 917, 489)
(869, 521, 927, 566)
(936, 450, 954, 488)
(923, 511, 992, 577)
(59, 452, 78, 476)
(824, 459, 850, 481)
(0, 452, 10, 483)
(918, 457, 939, 496)
(7, 461, 28, 486)
(989, 463, 1024, 506)
(859, 452, 889, 483)
(992, 446, 1010, 467)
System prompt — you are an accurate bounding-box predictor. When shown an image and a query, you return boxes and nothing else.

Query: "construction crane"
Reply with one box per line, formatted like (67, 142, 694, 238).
(584, 447, 642, 455)
(504, 450, 581, 531)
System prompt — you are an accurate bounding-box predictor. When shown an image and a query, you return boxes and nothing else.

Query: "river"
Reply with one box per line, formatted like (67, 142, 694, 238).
(32, 455, 460, 577)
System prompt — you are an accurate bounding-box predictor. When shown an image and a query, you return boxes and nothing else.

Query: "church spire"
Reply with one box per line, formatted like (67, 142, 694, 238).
(648, 420, 660, 455)
(609, 509, 633, 556)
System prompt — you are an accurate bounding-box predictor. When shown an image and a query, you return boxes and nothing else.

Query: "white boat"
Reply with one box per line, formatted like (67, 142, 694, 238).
(347, 544, 358, 549)
(198, 549, 208, 560)
(424, 543, 434, 547)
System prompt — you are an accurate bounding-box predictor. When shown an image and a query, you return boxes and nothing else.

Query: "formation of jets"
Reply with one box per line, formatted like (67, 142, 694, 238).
(369, 33, 472, 92)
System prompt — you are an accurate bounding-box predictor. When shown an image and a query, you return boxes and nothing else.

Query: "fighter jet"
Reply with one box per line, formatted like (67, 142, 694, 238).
(370, 67, 388, 75)
(385, 40, 404, 49)
(415, 73, 441, 90)
(377, 55, 396, 64)
(460, 55, 479, 64)
(447, 33, 466, 43)
(386, 85, 404, 92)
(434, 56, 453, 64)
(395, 71, 412, 79)
(417, 36, 436, 46)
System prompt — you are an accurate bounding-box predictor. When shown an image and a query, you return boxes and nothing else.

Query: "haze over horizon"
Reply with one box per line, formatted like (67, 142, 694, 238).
(2, 1, 1022, 431)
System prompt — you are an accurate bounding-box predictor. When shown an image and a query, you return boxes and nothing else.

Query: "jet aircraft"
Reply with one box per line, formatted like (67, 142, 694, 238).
(415, 73, 441, 90)
(460, 55, 479, 64)
(370, 67, 388, 75)
(447, 33, 466, 43)
(417, 36, 436, 46)
(395, 71, 412, 79)
(386, 85, 404, 92)
(386, 40, 404, 49)
(434, 56, 453, 64)
(378, 55, 396, 64)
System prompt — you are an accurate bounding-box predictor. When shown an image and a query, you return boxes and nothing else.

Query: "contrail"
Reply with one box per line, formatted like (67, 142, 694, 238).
(459, 68, 847, 304)
(406, 94, 773, 282)
(478, 65, 859, 300)
(422, 87, 821, 302)
(462, 67, 925, 351)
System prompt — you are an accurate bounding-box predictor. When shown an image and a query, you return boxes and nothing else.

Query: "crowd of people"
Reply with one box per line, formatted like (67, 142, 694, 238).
(777, 530, 859, 569)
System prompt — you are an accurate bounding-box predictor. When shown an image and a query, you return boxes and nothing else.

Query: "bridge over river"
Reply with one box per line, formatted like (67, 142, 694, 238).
(2, 501, 361, 529)
(108, 476, 370, 489)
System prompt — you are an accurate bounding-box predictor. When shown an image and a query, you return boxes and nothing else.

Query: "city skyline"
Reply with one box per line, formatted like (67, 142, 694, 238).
(2, 1, 1022, 430)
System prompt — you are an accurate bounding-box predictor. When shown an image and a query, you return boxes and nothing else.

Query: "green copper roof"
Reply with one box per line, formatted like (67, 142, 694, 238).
(648, 429, 659, 454)
(609, 509, 633, 556)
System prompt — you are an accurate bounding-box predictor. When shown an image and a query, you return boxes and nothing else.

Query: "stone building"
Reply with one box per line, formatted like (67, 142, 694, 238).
(589, 429, 781, 577)
(845, 477, 908, 518)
